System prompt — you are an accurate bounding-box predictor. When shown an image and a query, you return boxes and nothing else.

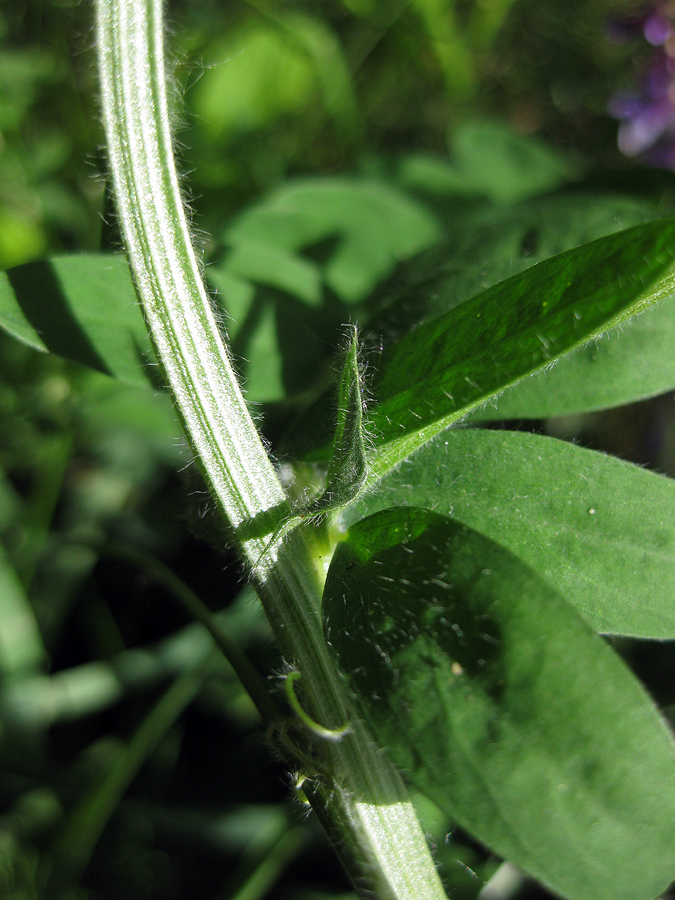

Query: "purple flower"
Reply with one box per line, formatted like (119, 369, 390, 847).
(617, 95, 675, 156)
(644, 11, 673, 45)
(608, 3, 675, 168)
(643, 51, 675, 98)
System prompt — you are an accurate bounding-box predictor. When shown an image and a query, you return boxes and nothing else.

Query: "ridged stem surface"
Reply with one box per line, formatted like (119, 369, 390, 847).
(95, 3, 448, 897)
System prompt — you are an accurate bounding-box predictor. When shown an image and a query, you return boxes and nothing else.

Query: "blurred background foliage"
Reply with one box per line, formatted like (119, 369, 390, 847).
(1, 1, 675, 899)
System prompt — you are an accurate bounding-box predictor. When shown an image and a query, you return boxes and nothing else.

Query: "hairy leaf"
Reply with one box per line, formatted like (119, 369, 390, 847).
(368, 193, 661, 330)
(473, 292, 675, 418)
(366, 193, 675, 422)
(343, 428, 675, 638)
(285, 194, 669, 458)
(271, 329, 368, 540)
(367, 220, 675, 475)
(323, 508, 675, 900)
(316, 327, 368, 512)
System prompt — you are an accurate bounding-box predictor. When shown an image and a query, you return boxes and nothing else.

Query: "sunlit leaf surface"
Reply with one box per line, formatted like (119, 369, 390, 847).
(0, 254, 151, 385)
(367, 220, 675, 474)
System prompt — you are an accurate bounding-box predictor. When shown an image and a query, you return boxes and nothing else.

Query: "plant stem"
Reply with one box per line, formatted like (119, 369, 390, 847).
(95, 2, 448, 897)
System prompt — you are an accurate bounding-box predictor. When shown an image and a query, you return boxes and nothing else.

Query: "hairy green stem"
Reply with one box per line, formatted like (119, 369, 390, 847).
(95, 2, 448, 897)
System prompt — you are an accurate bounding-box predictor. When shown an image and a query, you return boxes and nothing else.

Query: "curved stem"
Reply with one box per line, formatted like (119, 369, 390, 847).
(284, 670, 351, 740)
(95, 3, 448, 898)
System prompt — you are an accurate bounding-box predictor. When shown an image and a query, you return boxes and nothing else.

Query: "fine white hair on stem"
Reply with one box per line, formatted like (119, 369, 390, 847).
(95, 2, 450, 897)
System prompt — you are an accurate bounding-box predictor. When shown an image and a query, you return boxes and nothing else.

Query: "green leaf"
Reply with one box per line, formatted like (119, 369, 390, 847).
(309, 327, 367, 514)
(215, 240, 322, 307)
(265, 9, 360, 139)
(323, 507, 675, 900)
(77, 373, 184, 461)
(399, 119, 576, 204)
(206, 268, 288, 402)
(0, 254, 152, 385)
(210, 177, 441, 402)
(268, 328, 368, 541)
(367, 220, 675, 475)
(343, 428, 675, 638)
(192, 24, 316, 139)
(0, 539, 45, 677)
(366, 192, 675, 421)
(207, 268, 256, 341)
(206, 273, 339, 403)
(473, 291, 675, 419)
(224, 178, 441, 304)
(280, 194, 665, 459)
(369, 193, 662, 328)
